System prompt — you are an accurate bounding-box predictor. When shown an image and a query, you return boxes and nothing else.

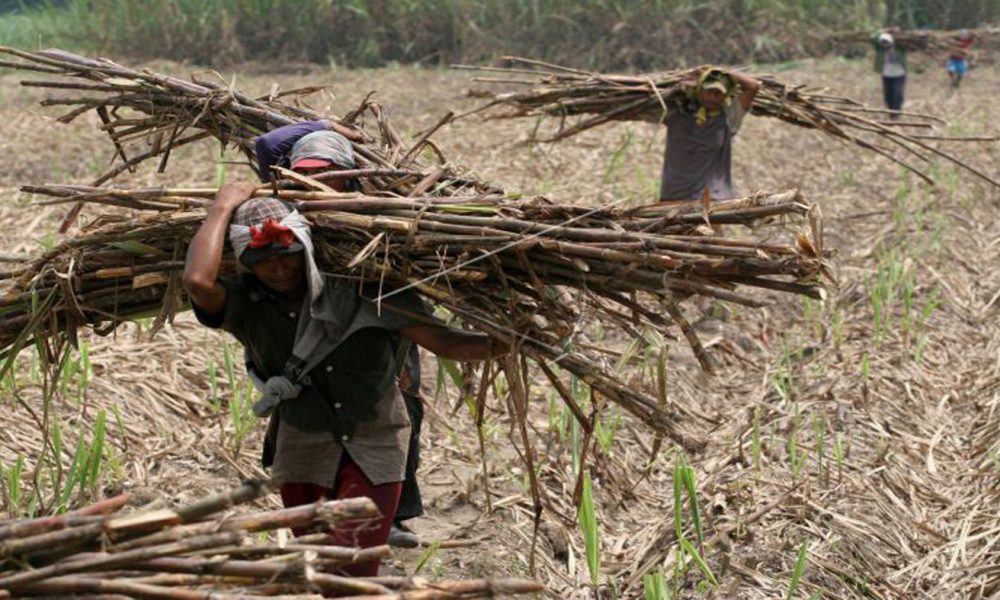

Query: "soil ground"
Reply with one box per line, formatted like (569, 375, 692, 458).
(0, 54, 998, 599)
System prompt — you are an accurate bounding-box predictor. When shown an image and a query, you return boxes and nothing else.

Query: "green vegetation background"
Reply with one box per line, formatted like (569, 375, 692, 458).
(2, 0, 997, 69)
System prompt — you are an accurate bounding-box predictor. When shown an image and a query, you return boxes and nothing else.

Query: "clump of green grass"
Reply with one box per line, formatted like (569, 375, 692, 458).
(0, 454, 28, 517)
(4, 0, 961, 69)
(228, 380, 258, 456)
(660, 455, 717, 594)
(57, 340, 92, 405)
(786, 405, 809, 481)
(786, 540, 811, 599)
(55, 410, 108, 512)
(643, 569, 671, 600)
(578, 471, 601, 588)
(0, 335, 126, 517)
(414, 540, 443, 575)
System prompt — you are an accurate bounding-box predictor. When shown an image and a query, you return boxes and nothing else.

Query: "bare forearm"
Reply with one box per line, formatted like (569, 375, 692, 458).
(183, 182, 256, 312)
(184, 205, 233, 288)
(441, 331, 499, 361)
(401, 325, 507, 361)
(729, 70, 760, 109)
(729, 70, 759, 91)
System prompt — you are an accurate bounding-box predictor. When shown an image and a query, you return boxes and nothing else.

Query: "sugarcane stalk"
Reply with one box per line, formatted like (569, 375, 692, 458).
(110, 497, 379, 552)
(181, 544, 389, 563)
(7, 574, 272, 600)
(0, 494, 129, 543)
(0, 531, 244, 589)
(126, 546, 388, 580)
(173, 479, 271, 523)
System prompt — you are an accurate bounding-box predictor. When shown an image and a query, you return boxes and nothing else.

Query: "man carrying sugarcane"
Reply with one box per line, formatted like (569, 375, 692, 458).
(255, 121, 428, 549)
(946, 29, 975, 89)
(182, 183, 506, 577)
(658, 67, 760, 202)
(873, 31, 907, 118)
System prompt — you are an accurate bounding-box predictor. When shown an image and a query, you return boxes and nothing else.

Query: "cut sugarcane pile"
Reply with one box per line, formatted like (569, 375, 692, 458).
(456, 56, 999, 188)
(0, 481, 542, 598)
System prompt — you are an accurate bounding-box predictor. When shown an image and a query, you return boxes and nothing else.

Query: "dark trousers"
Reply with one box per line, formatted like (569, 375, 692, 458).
(395, 392, 424, 521)
(279, 453, 402, 578)
(882, 75, 905, 112)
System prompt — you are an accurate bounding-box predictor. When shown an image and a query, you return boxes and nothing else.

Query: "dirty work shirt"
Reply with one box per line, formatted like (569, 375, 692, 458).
(659, 101, 746, 201)
(193, 274, 436, 487)
(254, 122, 415, 388)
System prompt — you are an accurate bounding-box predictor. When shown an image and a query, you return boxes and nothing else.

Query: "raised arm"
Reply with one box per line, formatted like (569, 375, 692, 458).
(182, 182, 257, 316)
(728, 70, 760, 111)
(399, 324, 508, 362)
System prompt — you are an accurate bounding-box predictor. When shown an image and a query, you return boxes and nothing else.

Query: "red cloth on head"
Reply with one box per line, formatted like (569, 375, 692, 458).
(248, 218, 297, 249)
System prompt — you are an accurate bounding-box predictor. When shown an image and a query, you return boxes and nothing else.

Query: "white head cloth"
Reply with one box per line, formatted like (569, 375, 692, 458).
(229, 202, 324, 308)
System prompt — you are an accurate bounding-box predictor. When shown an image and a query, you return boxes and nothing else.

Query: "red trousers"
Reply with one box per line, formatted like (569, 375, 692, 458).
(279, 452, 402, 577)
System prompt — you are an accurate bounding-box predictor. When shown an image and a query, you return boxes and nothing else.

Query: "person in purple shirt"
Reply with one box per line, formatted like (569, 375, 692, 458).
(254, 121, 427, 548)
(255, 119, 362, 186)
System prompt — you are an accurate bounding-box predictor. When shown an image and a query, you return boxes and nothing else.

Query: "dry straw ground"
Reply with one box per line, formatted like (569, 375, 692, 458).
(0, 53, 998, 599)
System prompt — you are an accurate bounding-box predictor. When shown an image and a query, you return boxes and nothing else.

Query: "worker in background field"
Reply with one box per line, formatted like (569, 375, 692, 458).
(947, 29, 975, 89)
(254, 121, 428, 548)
(872, 31, 906, 119)
(658, 66, 760, 202)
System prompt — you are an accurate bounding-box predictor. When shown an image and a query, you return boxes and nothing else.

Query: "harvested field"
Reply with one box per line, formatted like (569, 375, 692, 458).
(0, 54, 998, 599)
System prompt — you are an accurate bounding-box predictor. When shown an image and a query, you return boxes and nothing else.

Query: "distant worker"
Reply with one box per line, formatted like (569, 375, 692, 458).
(659, 67, 760, 202)
(947, 29, 975, 89)
(873, 31, 906, 119)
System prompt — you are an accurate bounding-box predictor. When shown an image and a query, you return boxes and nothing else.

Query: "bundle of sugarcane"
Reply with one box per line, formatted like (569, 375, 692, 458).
(0, 480, 542, 598)
(0, 47, 827, 450)
(1, 184, 828, 449)
(828, 27, 1000, 54)
(828, 29, 941, 52)
(455, 56, 999, 188)
(0, 46, 498, 231)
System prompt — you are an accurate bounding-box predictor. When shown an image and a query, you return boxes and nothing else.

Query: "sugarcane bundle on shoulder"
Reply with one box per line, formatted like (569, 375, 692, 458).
(458, 56, 999, 189)
(829, 27, 999, 55)
(2, 183, 828, 447)
(0, 45, 500, 232)
(0, 46, 827, 464)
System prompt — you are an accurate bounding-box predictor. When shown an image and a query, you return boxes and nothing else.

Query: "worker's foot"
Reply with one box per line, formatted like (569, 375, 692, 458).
(388, 521, 420, 548)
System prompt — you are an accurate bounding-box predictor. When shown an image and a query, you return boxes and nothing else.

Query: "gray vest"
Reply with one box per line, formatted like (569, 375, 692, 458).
(659, 106, 738, 202)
